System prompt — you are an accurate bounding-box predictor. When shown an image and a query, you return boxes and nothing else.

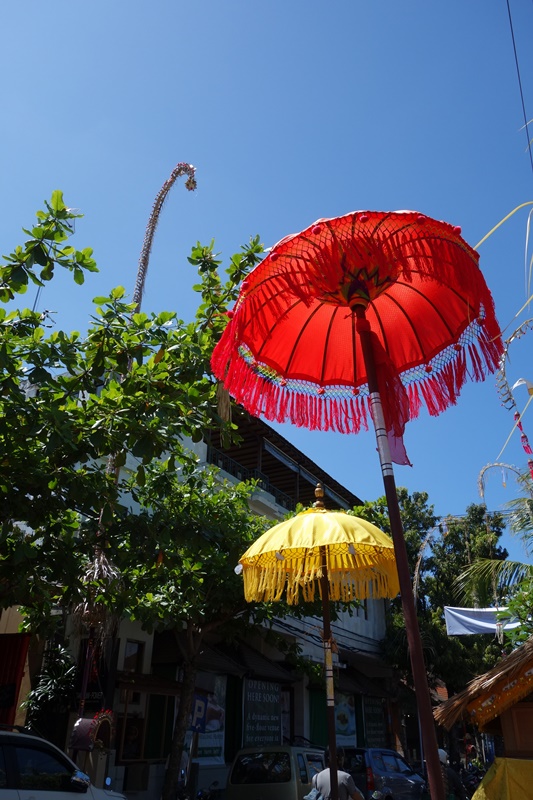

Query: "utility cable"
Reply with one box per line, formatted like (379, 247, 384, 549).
(506, 0, 533, 177)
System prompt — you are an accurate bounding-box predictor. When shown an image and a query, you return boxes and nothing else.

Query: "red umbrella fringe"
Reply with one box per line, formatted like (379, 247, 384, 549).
(212, 317, 502, 436)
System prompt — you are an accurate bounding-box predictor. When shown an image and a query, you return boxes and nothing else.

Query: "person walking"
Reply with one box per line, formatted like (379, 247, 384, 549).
(312, 748, 364, 800)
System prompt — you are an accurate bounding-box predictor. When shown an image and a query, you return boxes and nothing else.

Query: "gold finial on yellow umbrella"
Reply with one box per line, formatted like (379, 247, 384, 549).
(313, 482, 325, 509)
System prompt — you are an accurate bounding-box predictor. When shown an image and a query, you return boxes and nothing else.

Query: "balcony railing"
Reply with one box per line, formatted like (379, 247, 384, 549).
(206, 446, 295, 511)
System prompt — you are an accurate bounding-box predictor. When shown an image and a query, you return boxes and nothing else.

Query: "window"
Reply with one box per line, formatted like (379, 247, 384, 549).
(297, 753, 307, 782)
(15, 745, 72, 791)
(381, 752, 399, 773)
(396, 756, 414, 774)
(121, 641, 145, 705)
(371, 752, 385, 771)
(306, 752, 324, 780)
(144, 693, 175, 760)
(123, 640, 144, 672)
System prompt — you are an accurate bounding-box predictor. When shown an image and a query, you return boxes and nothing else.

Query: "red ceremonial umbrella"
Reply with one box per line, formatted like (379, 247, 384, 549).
(212, 210, 502, 800)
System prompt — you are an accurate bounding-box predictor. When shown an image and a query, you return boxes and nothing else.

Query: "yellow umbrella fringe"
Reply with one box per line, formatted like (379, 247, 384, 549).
(242, 560, 399, 604)
(239, 510, 399, 604)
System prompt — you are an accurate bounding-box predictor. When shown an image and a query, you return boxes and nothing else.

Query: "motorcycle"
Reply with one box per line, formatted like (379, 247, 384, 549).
(196, 780, 219, 800)
(460, 763, 484, 798)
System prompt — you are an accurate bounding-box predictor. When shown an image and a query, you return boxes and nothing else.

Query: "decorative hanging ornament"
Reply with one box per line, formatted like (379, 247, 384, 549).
(514, 410, 533, 455)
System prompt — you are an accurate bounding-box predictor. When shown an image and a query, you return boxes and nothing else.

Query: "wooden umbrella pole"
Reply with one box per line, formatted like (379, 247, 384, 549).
(355, 308, 445, 800)
(319, 545, 339, 800)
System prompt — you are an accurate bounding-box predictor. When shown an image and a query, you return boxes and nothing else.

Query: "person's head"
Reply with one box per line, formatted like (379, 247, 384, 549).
(325, 747, 345, 768)
(438, 749, 448, 766)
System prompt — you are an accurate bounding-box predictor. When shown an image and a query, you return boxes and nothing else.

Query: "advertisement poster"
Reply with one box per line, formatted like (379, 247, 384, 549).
(243, 679, 282, 747)
(335, 692, 357, 747)
(185, 675, 227, 765)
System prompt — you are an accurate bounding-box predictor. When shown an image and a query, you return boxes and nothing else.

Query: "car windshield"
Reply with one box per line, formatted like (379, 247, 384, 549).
(231, 752, 291, 784)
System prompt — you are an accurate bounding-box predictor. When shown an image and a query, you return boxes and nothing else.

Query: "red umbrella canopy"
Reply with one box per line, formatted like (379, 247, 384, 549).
(212, 211, 503, 446)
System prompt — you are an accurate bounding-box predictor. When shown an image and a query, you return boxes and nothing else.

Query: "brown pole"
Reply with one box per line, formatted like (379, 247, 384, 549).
(319, 545, 339, 800)
(355, 307, 444, 800)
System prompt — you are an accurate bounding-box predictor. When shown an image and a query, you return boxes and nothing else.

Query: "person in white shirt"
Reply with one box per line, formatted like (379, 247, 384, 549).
(313, 748, 364, 800)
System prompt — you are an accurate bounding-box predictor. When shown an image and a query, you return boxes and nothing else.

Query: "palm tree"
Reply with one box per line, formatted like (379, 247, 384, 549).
(455, 467, 533, 605)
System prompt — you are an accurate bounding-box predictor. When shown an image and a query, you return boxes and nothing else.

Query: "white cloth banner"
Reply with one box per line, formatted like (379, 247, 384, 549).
(444, 606, 520, 635)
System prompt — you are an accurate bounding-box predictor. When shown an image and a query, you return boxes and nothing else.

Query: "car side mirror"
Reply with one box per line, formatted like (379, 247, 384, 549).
(71, 769, 90, 793)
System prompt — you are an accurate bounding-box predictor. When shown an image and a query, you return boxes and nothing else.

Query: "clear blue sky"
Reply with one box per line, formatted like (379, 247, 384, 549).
(2, 2, 533, 562)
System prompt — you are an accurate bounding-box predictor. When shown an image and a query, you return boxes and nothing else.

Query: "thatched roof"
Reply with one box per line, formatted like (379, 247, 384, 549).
(434, 637, 533, 731)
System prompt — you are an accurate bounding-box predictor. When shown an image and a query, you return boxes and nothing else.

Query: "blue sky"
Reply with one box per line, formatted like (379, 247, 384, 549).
(2, 2, 533, 562)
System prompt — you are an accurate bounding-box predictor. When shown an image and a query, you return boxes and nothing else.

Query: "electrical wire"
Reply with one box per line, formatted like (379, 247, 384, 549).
(506, 0, 533, 177)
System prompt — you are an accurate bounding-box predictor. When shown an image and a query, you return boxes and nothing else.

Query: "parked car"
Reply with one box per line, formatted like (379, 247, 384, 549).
(226, 744, 325, 800)
(344, 747, 426, 800)
(0, 726, 126, 800)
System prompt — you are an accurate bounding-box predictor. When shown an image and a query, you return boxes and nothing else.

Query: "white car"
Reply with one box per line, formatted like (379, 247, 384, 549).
(0, 727, 125, 800)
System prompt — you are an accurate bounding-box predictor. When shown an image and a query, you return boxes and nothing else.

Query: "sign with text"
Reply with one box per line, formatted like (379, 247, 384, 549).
(243, 679, 282, 747)
(364, 696, 387, 747)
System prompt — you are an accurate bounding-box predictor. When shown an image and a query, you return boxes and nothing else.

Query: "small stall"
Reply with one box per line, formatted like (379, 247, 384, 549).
(434, 637, 533, 799)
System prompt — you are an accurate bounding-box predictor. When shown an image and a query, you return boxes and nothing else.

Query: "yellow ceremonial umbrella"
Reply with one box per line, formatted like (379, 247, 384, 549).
(239, 486, 398, 800)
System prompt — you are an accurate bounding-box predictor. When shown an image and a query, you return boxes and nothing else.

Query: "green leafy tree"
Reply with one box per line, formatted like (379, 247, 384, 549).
(1, 193, 366, 799)
(459, 471, 533, 647)
(458, 472, 533, 648)
(0, 194, 263, 616)
(0, 191, 281, 799)
(502, 576, 533, 646)
(356, 493, 507, 694)
(427, 505, 508, 611)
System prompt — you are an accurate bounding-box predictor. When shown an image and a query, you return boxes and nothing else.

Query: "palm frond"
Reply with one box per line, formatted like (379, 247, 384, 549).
(454, 558, 533, 603)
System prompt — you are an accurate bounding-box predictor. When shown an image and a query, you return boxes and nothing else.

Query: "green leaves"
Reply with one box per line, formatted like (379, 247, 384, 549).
(0, 192, 97, 302)
(50, 190, 66, 212)
(117, 465, 270, 634)
(191, 236, 264, 339)
(0, 192, 270, 645)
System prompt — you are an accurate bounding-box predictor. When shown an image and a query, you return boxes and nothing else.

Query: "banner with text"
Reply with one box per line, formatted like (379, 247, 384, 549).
(243, 679, 282, 747)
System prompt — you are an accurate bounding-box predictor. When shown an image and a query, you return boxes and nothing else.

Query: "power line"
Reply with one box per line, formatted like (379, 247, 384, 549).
(506, 0, 533, 176)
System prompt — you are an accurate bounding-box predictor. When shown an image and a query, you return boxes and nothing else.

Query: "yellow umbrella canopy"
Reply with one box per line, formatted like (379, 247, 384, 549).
(240, 507, 399, 605)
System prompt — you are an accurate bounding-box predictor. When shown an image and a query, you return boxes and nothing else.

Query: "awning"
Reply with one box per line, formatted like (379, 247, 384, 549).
(219, 641, 295, 683)
(434, 636, 533, 730)
(117, 671, 183, 696)
(152, 631, 293, 682)
(339, 648, 392, 679)
(337, 670, 389, 698)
